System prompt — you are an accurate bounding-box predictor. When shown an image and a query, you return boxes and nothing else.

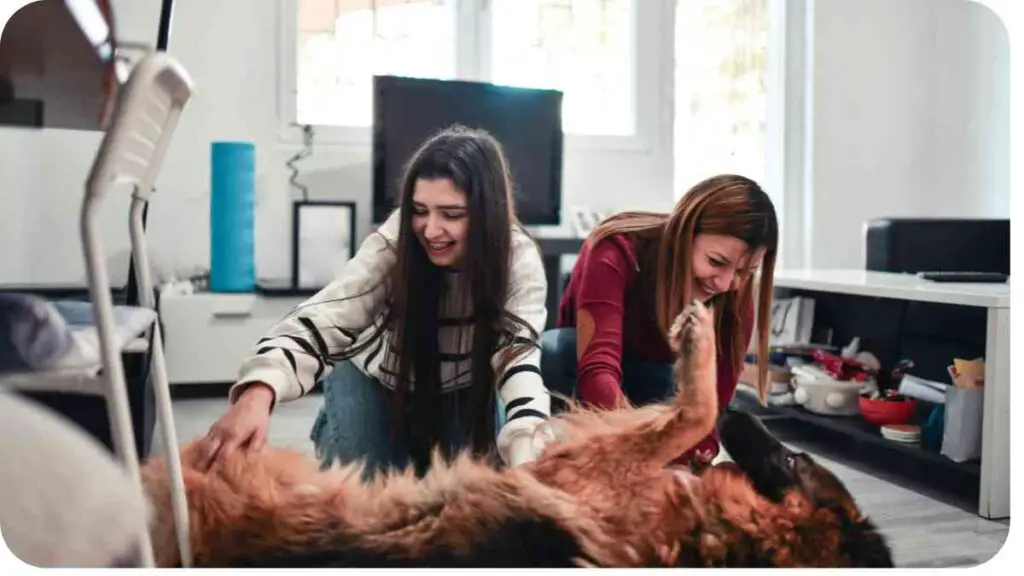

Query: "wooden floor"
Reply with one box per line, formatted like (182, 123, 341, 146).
(156, 394, 1009, 568)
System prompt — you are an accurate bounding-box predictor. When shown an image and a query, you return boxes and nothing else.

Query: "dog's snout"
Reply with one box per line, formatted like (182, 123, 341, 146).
(718, 410, 759, 440)
(718, 410, 781, 456)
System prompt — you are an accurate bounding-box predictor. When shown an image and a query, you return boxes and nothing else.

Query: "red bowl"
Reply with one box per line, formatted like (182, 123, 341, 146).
(859, 396, 917, 426)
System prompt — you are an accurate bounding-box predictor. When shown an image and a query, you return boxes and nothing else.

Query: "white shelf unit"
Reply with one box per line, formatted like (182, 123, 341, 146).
(160, 292, 308, 386)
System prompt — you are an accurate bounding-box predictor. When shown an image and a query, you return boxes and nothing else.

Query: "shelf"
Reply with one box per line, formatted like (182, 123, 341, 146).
(730, 389, 981, 477)
(0, 338, 152, 395)
(773, 268, 1009, 309)
(1, 0, 126, 131)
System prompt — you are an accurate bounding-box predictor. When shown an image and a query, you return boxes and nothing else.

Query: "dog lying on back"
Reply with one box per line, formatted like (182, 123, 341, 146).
(141, 302, 894, 567)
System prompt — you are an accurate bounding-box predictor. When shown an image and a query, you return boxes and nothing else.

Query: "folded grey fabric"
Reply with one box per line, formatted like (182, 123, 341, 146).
(0, 295, 157, 375)
(47, 299, 157, 369)
(0, 294, 73, 374)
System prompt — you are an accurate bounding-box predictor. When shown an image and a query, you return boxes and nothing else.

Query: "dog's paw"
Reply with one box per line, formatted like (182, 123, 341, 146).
(671, 299, 714, 351)
(671, 300, 717, 383)
(668, 313, 686, 353)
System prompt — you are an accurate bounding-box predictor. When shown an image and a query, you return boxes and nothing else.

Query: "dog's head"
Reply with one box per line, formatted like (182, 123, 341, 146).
(717, 411, 894, 567)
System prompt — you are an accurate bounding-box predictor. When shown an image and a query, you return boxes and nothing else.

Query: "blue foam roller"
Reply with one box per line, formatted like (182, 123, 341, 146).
(209, 141, 256, 293)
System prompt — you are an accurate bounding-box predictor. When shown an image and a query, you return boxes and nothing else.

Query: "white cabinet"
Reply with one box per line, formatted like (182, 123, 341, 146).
(159, 292, 306, 385)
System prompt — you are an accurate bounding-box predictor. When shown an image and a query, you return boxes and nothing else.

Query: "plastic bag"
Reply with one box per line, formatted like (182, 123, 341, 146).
(940, 386, 984, 463)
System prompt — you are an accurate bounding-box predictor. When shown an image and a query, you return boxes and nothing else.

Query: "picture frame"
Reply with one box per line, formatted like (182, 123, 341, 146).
(291, 200, 356, 291)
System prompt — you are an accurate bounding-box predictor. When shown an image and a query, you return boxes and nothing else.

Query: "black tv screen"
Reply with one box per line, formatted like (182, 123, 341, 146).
(372, 75, 563, 225)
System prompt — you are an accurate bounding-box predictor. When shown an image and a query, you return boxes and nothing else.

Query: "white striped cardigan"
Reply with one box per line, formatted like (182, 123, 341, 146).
(228, 209, 552, 467)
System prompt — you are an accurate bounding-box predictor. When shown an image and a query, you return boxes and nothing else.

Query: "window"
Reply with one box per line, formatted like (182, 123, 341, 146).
(288, 0, 638, 140)
(296, 0, 458, 128)
(674, 0, 769, 194)
(489, 0, 636, 136)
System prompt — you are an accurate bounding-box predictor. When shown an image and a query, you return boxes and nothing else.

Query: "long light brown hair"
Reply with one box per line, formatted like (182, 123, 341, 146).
(588, 174, 778, 401)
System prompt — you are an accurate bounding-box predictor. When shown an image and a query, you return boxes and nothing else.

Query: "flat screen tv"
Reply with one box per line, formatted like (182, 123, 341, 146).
(372, 75, 563, 225)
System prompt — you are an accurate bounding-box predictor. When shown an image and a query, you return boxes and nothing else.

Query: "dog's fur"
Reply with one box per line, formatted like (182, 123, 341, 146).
(141, 302, 894, 567)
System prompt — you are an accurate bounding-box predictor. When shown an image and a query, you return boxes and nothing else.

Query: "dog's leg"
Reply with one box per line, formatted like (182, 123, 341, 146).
(526, 300, 719, 496)
(621, 299, 720, 466)
(658, 300, 720, 461)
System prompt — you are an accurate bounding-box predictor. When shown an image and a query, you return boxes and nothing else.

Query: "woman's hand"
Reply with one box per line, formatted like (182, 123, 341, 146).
(196, 383, 275, 471)
(689, 447, 716, 474)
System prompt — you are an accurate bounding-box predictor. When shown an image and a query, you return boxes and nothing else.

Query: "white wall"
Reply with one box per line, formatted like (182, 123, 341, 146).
(800, 0, 1010, 269)
(0, 0, 1011, 284)
(0, 0, 675, 286)
(928, 0, 1011, 219)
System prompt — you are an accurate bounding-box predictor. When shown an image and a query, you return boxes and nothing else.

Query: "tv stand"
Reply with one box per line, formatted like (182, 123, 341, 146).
(767, 269, 1009, 519)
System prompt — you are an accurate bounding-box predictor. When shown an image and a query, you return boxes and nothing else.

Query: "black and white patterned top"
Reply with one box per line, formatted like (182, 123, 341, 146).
(229, 210, 552, 466)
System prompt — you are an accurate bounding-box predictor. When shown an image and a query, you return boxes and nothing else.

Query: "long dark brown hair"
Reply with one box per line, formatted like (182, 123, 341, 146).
(379, 125, 539, 467)
(588, 174, 778, 401)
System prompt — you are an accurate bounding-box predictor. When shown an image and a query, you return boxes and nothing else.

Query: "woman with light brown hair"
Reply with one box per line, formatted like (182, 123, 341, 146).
(541, 174, 778, 470)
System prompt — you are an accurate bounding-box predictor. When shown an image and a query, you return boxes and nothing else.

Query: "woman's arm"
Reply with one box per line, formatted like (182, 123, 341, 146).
(492, 235, 551, 467)
(227, 211, 401, 409)
(572, 238, 635, 410)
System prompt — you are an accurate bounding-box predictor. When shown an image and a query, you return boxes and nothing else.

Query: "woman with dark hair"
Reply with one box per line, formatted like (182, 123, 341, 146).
(198, 126, 551, 476)
(541, 174, 778, 471)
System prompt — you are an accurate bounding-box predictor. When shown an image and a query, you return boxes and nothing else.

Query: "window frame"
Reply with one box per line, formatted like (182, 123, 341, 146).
(275, 0, 661, 152)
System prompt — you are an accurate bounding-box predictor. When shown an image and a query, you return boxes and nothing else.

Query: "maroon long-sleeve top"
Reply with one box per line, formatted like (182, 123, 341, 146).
(557, 233, 754, 461)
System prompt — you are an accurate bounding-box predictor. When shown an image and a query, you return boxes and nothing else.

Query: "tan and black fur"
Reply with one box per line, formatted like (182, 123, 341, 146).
(141, 302, 893, 567)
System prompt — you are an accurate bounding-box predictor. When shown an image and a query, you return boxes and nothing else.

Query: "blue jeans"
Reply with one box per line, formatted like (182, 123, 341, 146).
(540, 328, 675, 409)
(310, 360, 503, 478)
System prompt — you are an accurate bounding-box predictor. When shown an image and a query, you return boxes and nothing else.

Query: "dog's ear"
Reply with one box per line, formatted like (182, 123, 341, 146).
(842, 517, 895, 568)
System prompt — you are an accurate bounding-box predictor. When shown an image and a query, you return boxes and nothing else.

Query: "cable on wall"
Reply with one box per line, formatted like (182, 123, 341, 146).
(286, 124, 315, 202)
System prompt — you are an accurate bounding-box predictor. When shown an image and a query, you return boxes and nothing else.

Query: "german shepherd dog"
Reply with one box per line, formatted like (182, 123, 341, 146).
(140, 302, 894, 567)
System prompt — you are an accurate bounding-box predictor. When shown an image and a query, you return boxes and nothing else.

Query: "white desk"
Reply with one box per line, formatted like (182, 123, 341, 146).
(774, 269, 1010, 519)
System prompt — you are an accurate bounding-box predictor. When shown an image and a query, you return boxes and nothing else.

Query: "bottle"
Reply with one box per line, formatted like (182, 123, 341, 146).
(209, 141, 256, 293)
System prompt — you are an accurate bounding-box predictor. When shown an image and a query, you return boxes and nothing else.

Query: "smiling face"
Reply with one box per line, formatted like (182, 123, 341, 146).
(411, 177, 470, 267)
(689, 233, 765, 303)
